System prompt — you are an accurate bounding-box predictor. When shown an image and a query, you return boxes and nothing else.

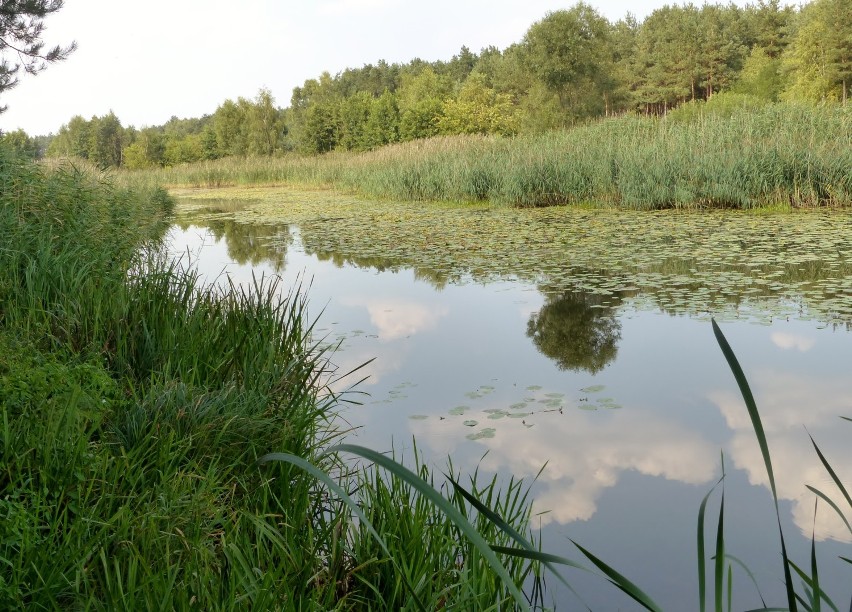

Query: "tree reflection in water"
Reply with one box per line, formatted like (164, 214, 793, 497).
(207, 218, 291, 270)
(527, 289, 623, 374)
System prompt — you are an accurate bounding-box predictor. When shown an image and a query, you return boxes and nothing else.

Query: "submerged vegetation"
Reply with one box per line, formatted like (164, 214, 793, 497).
(132, 103, 852, 209)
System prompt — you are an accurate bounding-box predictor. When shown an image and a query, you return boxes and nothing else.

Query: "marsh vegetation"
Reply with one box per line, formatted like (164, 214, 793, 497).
(0, 147, 546, 609)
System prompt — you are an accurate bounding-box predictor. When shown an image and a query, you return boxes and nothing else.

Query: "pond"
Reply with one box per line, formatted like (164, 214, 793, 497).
(168, 187, 852, 610)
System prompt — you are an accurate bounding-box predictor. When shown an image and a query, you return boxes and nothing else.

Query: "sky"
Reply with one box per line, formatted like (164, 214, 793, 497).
(0, 0, 787, 136)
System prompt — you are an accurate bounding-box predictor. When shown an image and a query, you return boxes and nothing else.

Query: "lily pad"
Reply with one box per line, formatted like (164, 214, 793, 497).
(466, 428, 496, 440)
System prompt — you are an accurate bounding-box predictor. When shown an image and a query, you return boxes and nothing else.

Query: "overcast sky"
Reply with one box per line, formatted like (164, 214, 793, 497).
(1, 0, 788, 136)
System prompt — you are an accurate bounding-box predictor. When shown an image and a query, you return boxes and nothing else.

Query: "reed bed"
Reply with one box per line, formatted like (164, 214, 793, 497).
(8, 141, 852, 608)
(127, 104, 852, 209)
(1, 145, 549, 608)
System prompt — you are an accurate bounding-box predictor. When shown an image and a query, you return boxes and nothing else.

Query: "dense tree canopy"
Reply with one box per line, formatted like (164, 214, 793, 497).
(0, 0, 75, 112)
(31, 0, 849, 168)
(783, 0, 852, 102)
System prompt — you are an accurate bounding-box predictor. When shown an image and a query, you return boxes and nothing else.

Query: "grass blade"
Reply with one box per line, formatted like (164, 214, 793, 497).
(715, 490, 725, 612)
(489, 545, 587, 570)
(808, 433, 852, 511)
(322, 443, 530, 610)
(787, 560, 839, 612)
(698, 476, 724, 612)
(712, 318, 798, 611)
(725, 554, 768, 609)
(258, 451, 427, 612)
(448, 474, 589, 600)
(811, 502, 821, 612)
(571, 540, 663, 612)
(728, 563, 733, 612)
(805, 486, 852, 537)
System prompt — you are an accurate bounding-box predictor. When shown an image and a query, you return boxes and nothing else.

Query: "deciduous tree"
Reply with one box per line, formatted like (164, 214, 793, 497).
(782, 0, 852, 103)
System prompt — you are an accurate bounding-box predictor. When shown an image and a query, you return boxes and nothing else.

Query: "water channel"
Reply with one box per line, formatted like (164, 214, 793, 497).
(167, 187, 852, 609)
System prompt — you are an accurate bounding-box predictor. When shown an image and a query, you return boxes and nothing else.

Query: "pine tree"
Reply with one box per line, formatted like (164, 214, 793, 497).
(0, 0, 75, 111)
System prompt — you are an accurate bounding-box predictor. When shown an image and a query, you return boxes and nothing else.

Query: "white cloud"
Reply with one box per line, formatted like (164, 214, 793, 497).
(341, 296, 449, 341)
(318, 0, 399, 17)
(771, 332, 816, 352)
(412, 409, 717, 526)
(709, 369, 852, 542)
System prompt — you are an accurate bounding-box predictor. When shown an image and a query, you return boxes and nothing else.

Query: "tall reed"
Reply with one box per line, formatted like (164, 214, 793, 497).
(124, 103, 852, 209)
(1, 144, 545, 608)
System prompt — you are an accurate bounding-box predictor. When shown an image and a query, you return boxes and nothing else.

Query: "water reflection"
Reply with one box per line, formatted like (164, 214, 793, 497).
(312, 250, 454, 290)
(527, 289, 623, 374)
(165, 196, 852, 606)
(413, 409, 718, 526)
(177, 214, 291, 270)
(339, 296, 449, 342)
(709, 364, 852, 543)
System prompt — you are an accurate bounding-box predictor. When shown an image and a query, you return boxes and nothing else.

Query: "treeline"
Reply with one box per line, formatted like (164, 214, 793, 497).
(25, 0, 852, 168)
(43, 89, 285, 169)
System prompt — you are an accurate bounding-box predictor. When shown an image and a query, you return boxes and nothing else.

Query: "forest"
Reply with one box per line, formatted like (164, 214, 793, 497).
(3, 0, 851, 169)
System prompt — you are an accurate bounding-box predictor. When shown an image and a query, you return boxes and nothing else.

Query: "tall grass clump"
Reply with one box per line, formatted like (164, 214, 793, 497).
(1, 145, 549, 608)
(125, 102, 852, 210)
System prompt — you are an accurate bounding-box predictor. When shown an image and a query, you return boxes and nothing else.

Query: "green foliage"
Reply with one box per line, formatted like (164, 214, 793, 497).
(733, 46, 785, 100)
(633, 4, 749, 112)
(782, 0, 852, 103)
(0, 142, 545, 608)
(47, 114, 91, 159)
(437, 73, 518, 136)
(666, 91, 771, 122)
(121, 127, 165, 169)
(88, 111, 126, 168)
(45, 0, 852, 167)
(301, 101, 340, 154)
(46, 112, 128, 168)
(0, 128, 40, 159)
(362, 90, 399, 149)
(162, 132, 204, 165)
(0, 0, 75, 111)
(133, 104, 852, 211)
(520, 3, 614, 118)
(397, 67, 448, 140)
(527, 290, 622, 373)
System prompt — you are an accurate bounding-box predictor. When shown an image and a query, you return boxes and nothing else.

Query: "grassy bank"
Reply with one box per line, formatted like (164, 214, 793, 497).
(0, 147, 542, 608)
(127, 103, 852, 210)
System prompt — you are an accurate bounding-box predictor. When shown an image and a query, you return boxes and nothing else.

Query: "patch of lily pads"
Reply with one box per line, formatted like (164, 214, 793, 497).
(175, 186, 852, 326)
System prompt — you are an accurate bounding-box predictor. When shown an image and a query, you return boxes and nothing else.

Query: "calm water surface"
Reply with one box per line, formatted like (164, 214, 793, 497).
(168, 192, 852, 610)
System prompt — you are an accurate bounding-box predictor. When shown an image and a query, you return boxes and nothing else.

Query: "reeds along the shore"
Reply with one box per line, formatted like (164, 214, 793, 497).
(0, 146, 544, 609)
(129, 103, 852, 210)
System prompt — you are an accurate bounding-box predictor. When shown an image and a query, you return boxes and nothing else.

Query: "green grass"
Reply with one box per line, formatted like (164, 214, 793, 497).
(8, 139, 852, 609)
(124, 102, 852, 210)
(1, 144, 547, 608)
